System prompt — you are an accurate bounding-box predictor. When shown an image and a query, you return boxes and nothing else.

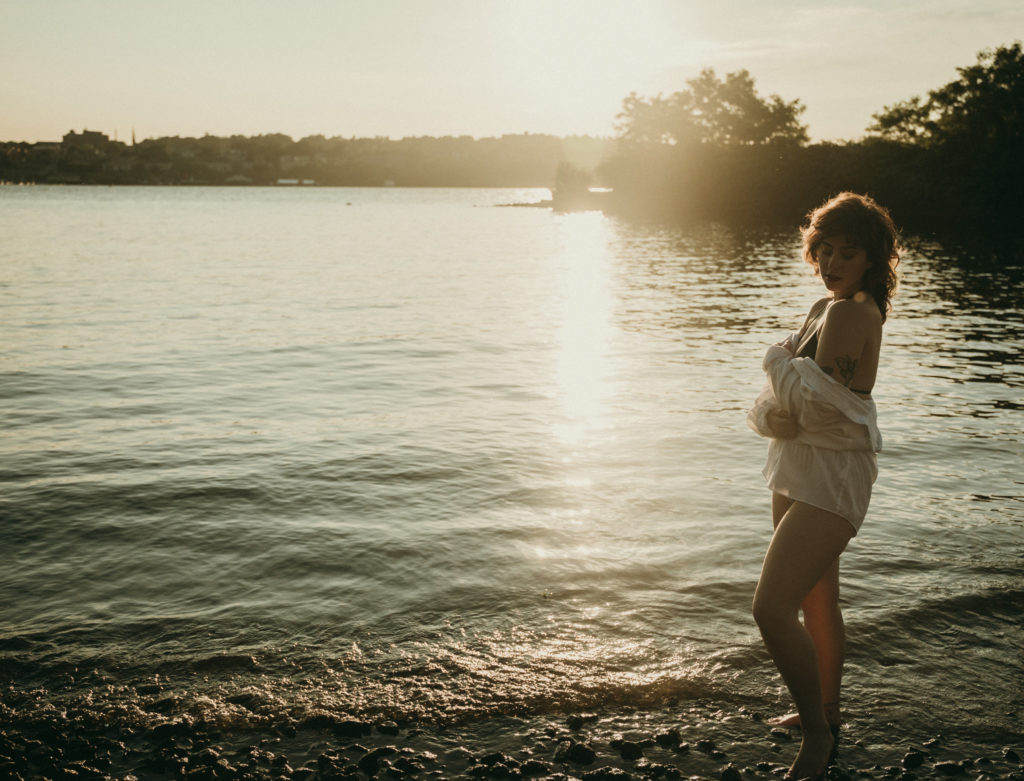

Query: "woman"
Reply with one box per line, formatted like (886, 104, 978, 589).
(748, 192, 900, 780)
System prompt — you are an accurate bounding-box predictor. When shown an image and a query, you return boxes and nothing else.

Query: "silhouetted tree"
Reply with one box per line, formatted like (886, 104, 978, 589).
(869, 41, 1023, 146)
(615, 68, 808, 146)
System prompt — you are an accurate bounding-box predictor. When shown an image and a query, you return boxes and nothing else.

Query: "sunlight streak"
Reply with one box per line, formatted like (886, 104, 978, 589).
(552, 213, 617, 446)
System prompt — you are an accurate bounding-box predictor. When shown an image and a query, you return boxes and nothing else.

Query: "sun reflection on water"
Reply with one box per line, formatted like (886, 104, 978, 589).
(552, 212, 618, 447)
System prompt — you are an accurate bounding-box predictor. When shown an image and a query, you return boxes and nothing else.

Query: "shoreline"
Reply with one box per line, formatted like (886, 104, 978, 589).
(3, 700, 1021, 780)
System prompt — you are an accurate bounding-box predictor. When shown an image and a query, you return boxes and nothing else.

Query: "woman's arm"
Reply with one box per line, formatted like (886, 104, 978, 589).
(813, 299, 872, 388)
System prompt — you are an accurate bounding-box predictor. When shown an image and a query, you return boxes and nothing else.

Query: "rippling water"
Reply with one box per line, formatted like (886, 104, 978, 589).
(1, 186, 1021, 761)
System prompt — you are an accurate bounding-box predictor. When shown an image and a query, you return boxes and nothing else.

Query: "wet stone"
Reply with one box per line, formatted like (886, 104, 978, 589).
(521, 758, 552, 776)
(336, 719, 373, 738)
(582, 766, 633, 781)
(358, 746, 400, 774)
(902, 751, 926, 770)
(720, 763, 742, 781)
(645, 763, 682, 779)
(655, 729, 682, 747)
(555, 740, 597, 765)
(618, 741, 644, 761)
(1003, 748, 1021, 763)
(378, 721, 401, 735)
(478, 752, 515, 766)
(770, 728, 792, 741)
(696, 739, 717, 754)
(935, 761, 967, 775)
(567, 714, 600, 731)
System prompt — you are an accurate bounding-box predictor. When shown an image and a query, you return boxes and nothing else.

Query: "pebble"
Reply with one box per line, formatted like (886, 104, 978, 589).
(720, 763, 742, 781)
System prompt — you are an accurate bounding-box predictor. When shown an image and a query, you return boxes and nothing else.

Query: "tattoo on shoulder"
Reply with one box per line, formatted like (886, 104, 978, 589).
(821, 366, 833, 376)
(836, 355, 858, 384)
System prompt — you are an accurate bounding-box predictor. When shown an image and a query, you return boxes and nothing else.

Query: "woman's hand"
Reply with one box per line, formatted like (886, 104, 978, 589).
(775, 335, 797, 355)
(766, 408, 798, 439)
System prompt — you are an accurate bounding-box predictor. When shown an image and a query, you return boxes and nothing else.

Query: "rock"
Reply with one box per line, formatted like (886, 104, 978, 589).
(696, 739, 717, 754)
(521, 758, 552, 776)
(194, 747, 221, 765)
(770, 728, 791, 741)
(477, 752, 514, 766)
(710, 750, 727, 760)
(902, 750, 926, 770)
(1004, 748, 1021, 763)
(720, 764, 742, 781)
(655, 729, 682, 747)
(336, 719, 372, 737)
(934, 760, 965, 775)
(555, 740, 597, 764)
(394, 757, 425, 774)
(377, 721, 401, 735)
(357, 746, 399, 774)
(618, 741, 644, 761)
(645, 763, 682, 779)
(581, 767, 632, 781)
(567, 714, 600, 731)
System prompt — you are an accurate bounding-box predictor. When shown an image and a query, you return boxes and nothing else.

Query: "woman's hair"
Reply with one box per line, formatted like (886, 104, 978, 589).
(801, 192, 901, 321)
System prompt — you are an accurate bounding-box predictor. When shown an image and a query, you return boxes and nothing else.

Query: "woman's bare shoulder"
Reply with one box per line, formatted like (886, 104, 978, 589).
(826, 294, 882, 328)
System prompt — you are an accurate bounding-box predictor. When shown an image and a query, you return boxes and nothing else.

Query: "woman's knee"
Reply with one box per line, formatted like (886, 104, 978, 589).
(752, 587, 796, 632)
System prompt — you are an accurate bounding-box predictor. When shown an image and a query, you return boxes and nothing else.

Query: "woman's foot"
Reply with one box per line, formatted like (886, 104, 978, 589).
(770, 703, 841, 735)
(784, 728, 834, 781)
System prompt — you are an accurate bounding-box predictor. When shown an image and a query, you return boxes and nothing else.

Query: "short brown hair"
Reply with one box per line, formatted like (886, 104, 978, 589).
(801, 192, 900, 322)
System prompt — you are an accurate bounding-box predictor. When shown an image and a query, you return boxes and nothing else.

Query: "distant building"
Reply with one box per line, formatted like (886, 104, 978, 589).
(32, 142, 61, 154)
(62, 129, 110, 148)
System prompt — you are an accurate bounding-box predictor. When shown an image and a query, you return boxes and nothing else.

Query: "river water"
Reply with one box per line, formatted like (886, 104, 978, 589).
(1, 186, 1020, 775)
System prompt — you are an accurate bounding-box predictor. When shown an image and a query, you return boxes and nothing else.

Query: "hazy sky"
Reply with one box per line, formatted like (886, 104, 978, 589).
(2, 0, 1021, 143)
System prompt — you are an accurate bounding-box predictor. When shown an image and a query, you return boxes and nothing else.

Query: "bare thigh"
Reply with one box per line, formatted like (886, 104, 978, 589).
(771, 493, 840, 609)
(755, 501, 853, 618)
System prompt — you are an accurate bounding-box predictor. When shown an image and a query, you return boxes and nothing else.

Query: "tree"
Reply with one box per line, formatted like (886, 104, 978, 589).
(615, 68, 808, 146)
(869, 41, 1024, 146)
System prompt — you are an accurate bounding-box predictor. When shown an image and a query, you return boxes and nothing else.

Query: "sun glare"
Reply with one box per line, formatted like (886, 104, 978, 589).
(552, 212, 618, 446)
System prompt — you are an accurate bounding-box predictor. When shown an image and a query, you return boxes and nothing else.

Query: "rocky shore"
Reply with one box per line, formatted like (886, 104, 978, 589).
(2, 702, 1021, 781)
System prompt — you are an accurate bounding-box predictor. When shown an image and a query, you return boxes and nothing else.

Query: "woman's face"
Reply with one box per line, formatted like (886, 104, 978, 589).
(814, 235, 870, 299)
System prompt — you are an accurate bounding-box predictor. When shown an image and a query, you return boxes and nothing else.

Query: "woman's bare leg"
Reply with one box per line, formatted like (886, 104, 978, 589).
(753, 500, 853, 778)
(768, 494, 844, 729)
(803, 560, 844, 727)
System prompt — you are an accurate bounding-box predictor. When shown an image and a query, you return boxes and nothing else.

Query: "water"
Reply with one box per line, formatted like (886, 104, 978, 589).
(1, 186, 1021, 770)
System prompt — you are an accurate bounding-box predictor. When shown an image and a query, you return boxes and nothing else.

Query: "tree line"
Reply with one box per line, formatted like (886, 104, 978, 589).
(0, 132, 610, 188)
(580, 41, 1023, 231)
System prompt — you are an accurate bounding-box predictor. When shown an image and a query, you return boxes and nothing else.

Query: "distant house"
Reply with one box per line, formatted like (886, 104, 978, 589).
(62, 129, 110, 148)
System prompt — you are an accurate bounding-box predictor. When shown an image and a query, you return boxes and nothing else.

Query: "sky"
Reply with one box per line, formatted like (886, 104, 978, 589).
(2, 0, 1022, 144)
